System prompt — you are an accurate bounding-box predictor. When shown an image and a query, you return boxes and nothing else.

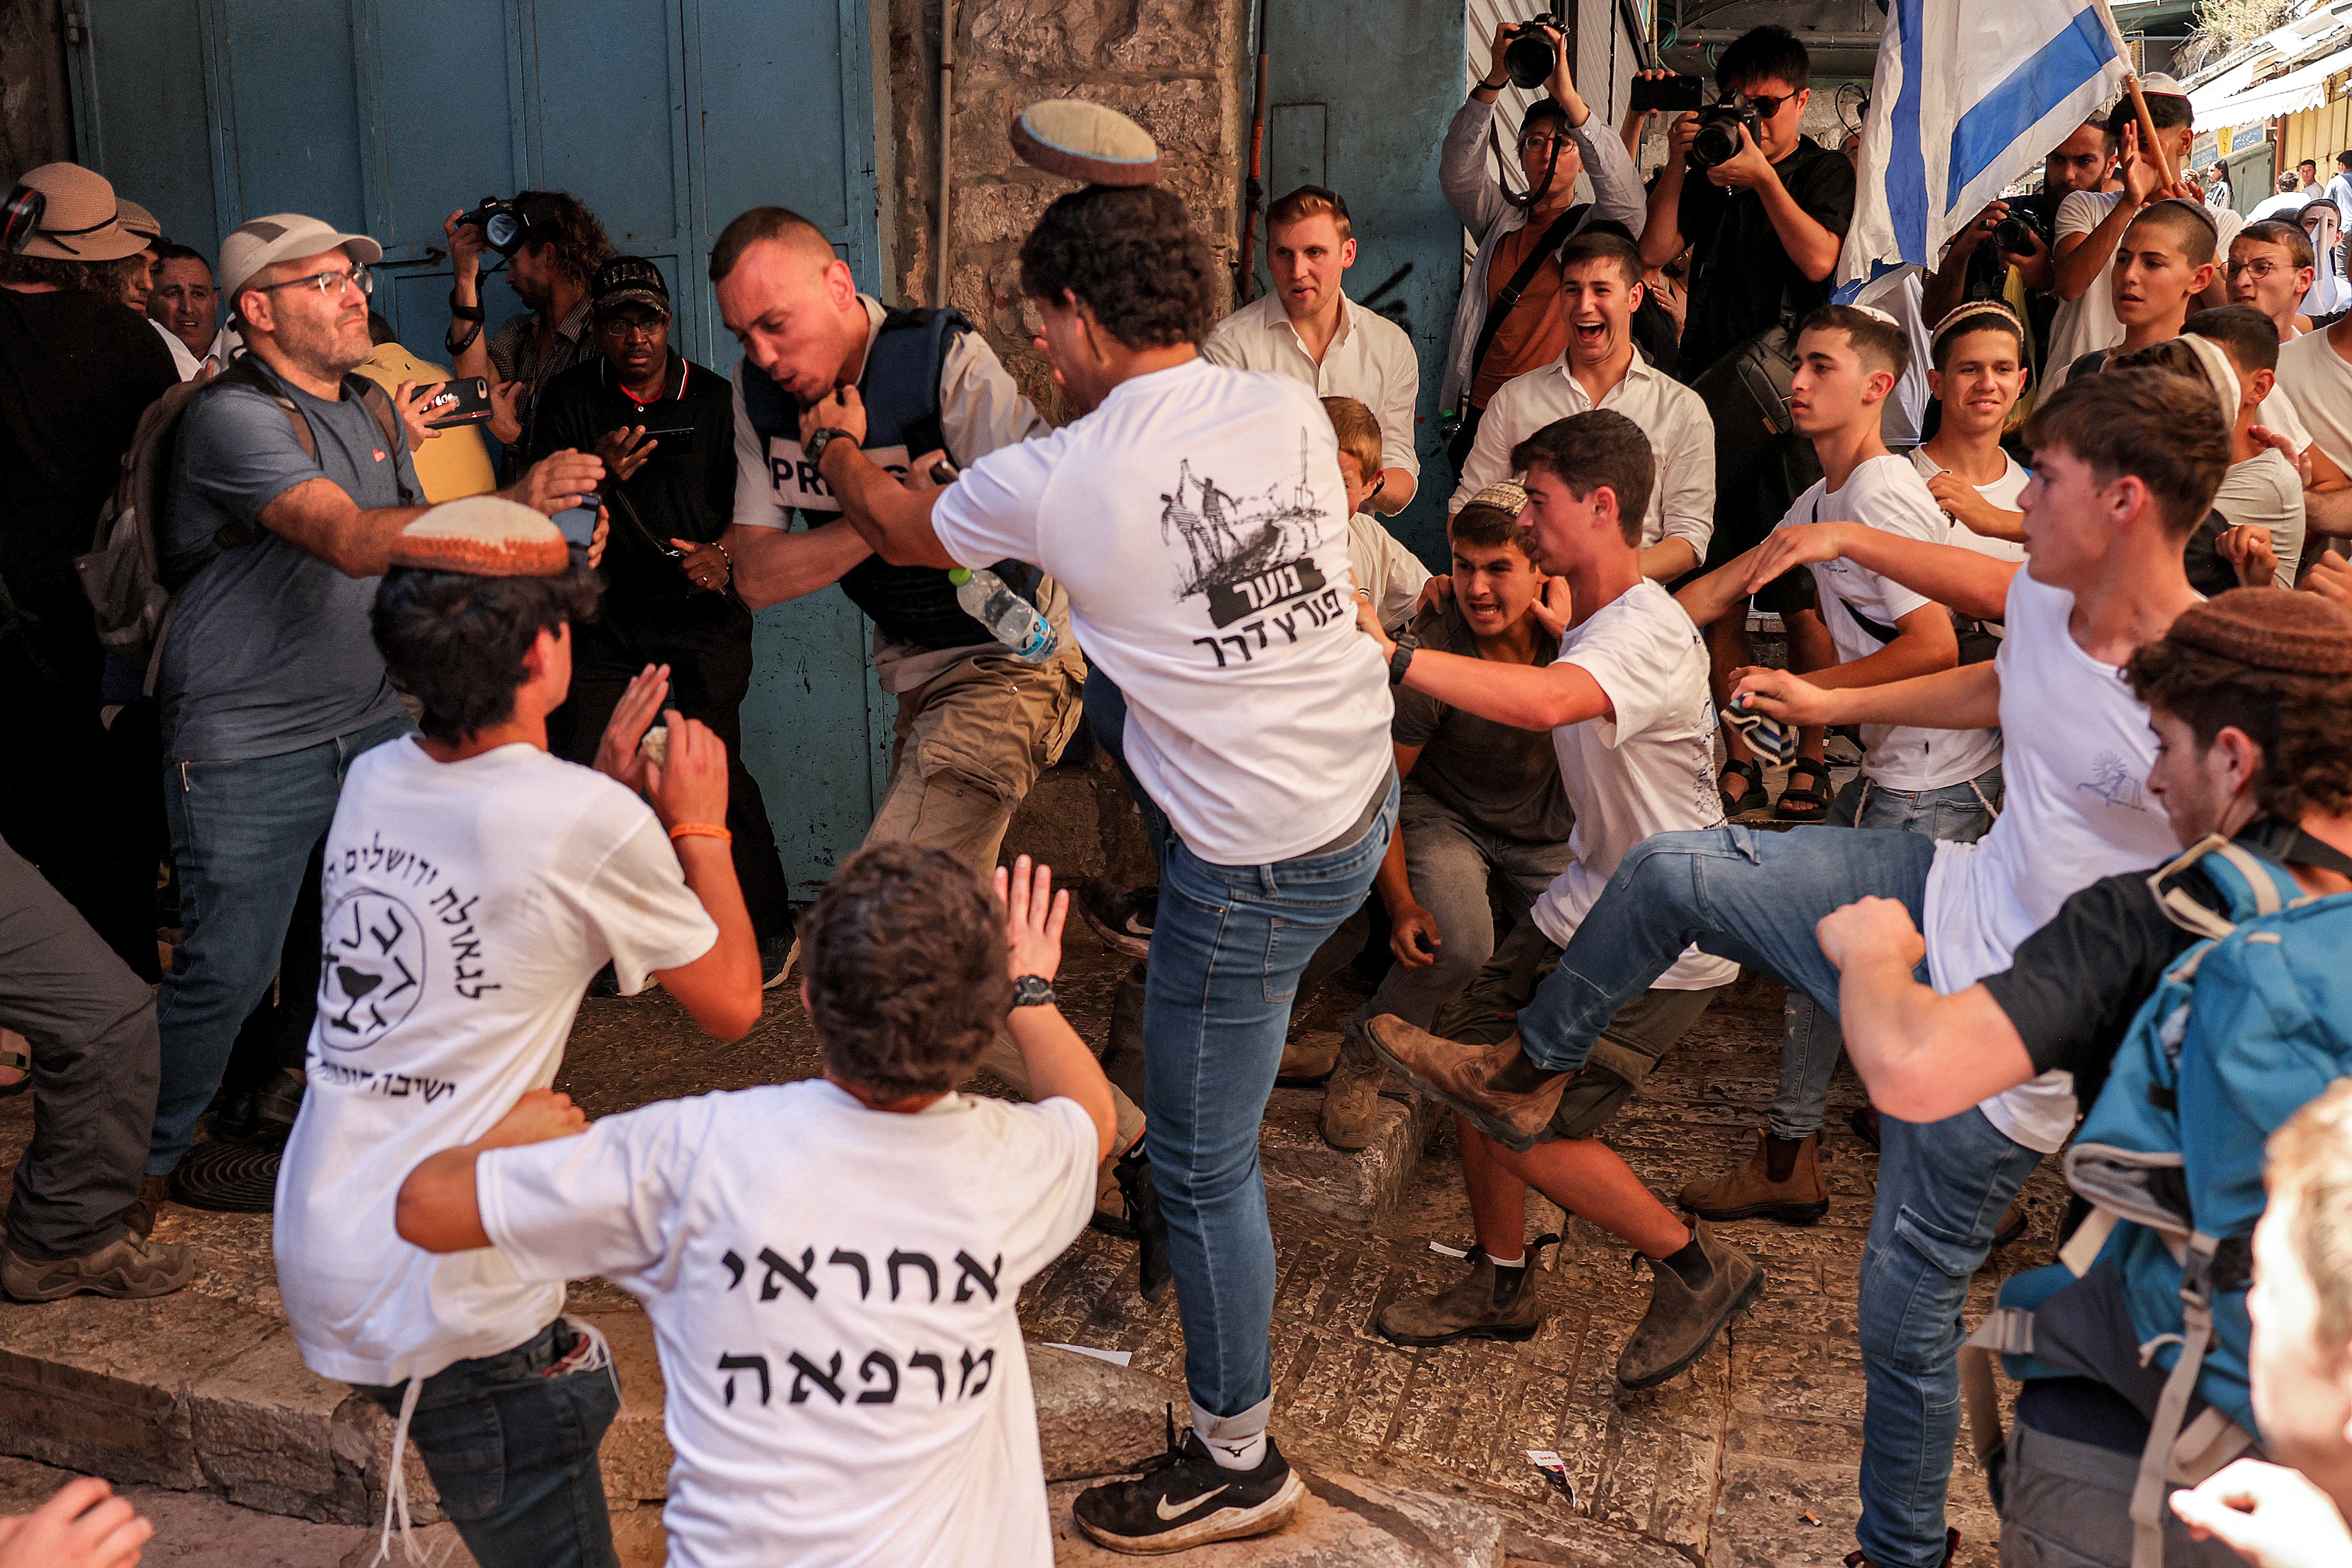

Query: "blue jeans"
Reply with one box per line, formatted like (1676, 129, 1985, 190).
(1513, 824, 1938, 1072)
(1770, 766, 2002, 1140)
(1089, 669, 1394, 1423)
(1858, 1110, 2042, 1568)
(151, 714, 412, 1174)
(356, 1319, 621, 1568)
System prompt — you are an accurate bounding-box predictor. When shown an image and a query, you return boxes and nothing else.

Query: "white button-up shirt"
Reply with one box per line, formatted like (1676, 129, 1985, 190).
(1450, 351, 1714, 561)
(1200, 292, 1420, 478)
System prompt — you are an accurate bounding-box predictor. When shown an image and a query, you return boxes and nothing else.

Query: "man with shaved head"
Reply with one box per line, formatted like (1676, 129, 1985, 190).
(706, 206, 1155, 1252)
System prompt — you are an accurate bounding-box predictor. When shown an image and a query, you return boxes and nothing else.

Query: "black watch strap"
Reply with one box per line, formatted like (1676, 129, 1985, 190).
(448, 289, 486, 323)
(1388, 632, 1418, 687)
(1010, 975, 1056, 1008)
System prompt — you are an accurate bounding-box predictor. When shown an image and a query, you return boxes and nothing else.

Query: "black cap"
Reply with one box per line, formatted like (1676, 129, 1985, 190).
(592, 255, 670, 318)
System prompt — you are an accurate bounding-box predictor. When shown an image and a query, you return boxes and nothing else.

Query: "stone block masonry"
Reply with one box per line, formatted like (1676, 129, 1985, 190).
(885, 0, 1253, 416)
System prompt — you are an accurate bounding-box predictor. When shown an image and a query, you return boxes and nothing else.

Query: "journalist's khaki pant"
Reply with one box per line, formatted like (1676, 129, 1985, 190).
(857, 644, 1147, 1161)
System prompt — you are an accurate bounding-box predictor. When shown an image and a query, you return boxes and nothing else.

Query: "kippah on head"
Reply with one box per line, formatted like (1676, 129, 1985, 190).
(2167, 588, 2352, 676)
(389, 496, 570, 577)
(1468, 481, 1528, 516)
(1010, 100, 1160, 186)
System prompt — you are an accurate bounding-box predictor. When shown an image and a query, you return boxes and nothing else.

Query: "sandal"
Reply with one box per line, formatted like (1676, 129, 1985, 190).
(1776, 757, 1833, 824)
(1718, 758, 1767, 819)
(0, 1031, 29, 1099)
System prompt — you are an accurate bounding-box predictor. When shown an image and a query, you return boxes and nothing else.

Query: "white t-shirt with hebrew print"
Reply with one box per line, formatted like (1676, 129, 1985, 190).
(479, 1082, 1098, 1568)
(274, 738, 718, 1387)
(1784, 456, 2004, 792)
(931, 356, 1393, 865)
(1922, 568, 2183, 1154)
(1527, 580, 1738, 991)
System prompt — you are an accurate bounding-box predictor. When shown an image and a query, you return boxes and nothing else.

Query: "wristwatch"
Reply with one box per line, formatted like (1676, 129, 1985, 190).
(1388, 631, 1418, 687)
(805, 426, 852, 466)
(1010, 974, 1057, 1009)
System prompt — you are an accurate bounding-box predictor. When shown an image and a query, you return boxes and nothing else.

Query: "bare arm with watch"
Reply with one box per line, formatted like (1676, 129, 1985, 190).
(1356, 600, 1614, 732)
(797, 386, 961, 568)
(998, 856, 1118, 1162)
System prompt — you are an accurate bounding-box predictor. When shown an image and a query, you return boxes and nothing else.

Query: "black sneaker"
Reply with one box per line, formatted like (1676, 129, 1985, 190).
(759, 930, 799, 991)
(1076, 880, 1156, 958)
(1112, 1142, 1173, 1302)
(1072, 1411, 1306, 1554)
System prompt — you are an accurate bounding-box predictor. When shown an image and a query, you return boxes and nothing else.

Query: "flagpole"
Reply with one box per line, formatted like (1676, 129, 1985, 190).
(2123, 74, 2180, 193)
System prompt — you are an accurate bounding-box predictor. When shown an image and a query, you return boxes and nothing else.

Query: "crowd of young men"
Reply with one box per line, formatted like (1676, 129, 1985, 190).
(13, 33, 2352, 1568)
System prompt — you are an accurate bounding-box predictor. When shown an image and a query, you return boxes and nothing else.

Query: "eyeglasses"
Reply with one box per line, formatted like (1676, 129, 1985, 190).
(1739, 91, 1796, 120)
(1519, 132, 1565, 153)
(2228, 258, 2289, 279)
(254, 264, 372, 300)
(599, 317, 664, 341)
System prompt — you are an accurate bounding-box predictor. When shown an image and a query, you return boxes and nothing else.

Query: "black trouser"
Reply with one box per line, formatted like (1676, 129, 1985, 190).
(0, 834, 158, 1260)
(554, 610, 792, 942)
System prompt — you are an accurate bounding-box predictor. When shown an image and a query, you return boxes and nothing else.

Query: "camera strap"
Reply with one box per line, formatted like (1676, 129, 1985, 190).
(1466, 205, 1584, 401)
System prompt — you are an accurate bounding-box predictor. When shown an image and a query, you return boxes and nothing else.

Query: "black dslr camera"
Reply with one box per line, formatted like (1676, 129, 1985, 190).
(1991, 206, 2052, 257)
(1686, 99, 1764, 173)
(1500, 13, 1563, 91)
(454, 195, 535, 257)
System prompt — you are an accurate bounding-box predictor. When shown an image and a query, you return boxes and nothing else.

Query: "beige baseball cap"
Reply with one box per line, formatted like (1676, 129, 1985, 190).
(218, 212, 383, 303)
(11, 162, 147, 262)
(115, 199, 162, 245)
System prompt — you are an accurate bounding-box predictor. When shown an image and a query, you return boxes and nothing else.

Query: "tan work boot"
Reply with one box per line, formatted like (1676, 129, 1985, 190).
(1678, 1130, 1830, 1224)
(1363, 1015, 1565, 1153)
(1377, 1252, 1544, 1346)
(121, 1173, 172, 1240)
(1615, 1225, 1762, 1389)
(2, 1233, 196, 1302)
(1319, 1034, 1384, 1150)
(1278, 1031, 1342, 1083)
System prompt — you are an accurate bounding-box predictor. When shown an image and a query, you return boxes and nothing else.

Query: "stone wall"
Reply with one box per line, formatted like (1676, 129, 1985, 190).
(884, 0, 1251, 417)
(0, 0, 74, 179)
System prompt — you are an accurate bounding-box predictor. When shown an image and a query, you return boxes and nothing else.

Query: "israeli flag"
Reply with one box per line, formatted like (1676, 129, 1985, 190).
(1837, 0, 2133, 288)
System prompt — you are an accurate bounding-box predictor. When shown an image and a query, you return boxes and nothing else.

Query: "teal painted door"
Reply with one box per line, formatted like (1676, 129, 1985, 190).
(1253, 0, 1467, 566)
(67, 0, 892, 895)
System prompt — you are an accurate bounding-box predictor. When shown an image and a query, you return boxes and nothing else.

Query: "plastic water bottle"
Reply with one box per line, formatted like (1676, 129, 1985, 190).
(950, 567, 1057, 663)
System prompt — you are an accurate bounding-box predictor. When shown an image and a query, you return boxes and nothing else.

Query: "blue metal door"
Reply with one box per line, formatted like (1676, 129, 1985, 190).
(67, 0, 891, 895)
(1254, 0, 1466, 564)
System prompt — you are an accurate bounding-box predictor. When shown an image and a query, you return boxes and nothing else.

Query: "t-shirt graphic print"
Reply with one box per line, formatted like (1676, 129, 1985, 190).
(930, 358, 1392, 866)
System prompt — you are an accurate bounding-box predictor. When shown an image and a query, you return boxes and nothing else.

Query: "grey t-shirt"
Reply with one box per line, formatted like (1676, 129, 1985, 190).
(1390, 597, 1573, 844)
(158, 365, 419, 760)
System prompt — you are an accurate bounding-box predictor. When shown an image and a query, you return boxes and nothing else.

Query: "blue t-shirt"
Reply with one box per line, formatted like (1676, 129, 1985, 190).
(158, 364, 420, 760)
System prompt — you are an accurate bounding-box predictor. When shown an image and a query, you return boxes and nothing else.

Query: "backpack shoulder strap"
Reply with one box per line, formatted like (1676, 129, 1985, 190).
(210, 354, 318, 465)
(1466, 206, 1587, 397)
(345, 375, 417, 506)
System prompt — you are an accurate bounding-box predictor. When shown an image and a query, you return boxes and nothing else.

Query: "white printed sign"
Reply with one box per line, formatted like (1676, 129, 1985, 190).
(766, 437, 912, 515)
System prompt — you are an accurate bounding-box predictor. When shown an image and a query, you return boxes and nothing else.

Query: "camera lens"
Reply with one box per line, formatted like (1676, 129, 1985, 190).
(1991, 216, 2032, 253)
(484, 211, 520, 254)
(1690, 122, 1737, 171)
(1504, 31, 1555, 91)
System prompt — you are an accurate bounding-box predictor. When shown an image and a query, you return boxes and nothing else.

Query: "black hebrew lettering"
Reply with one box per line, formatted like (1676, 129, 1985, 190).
(1219, 633, 1251, 663)
(828, 1249, 871, 1299)
(1206, 557, 1328, 629)
(1193, 637, 1229, 668)
(759, 1245, 818, 1301)
(856, 1350, 898, 1405)
(952, 1251, 1003, 1303)
(958, 1347, 996, 1398)
(787, 1350, 846, 1405)
(717, 1353, 770, 1406)
(909, 1350, 947, 1401)
(721, 1250, 746, 1290)
(887, 1249, 938, 1302)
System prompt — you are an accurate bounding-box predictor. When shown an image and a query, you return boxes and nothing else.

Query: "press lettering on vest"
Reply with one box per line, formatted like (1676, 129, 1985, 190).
(767, 438, 912, 515)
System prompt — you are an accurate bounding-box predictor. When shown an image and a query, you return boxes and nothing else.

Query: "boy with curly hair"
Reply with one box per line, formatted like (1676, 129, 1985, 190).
(395, 843, 1116, 1568)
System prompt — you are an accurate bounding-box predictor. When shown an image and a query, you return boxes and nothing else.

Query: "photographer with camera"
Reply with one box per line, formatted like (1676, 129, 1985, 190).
(2045, 80, 2233, 391)
(528, 256, 797, 985)
(443, 191, 612, 473)
(1921, 118, 2116, 365)
(1440, 15, 1644, 469)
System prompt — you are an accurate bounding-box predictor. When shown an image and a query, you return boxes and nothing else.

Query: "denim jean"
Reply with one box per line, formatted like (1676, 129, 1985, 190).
(1769, 766, 2002, 1141)
(1512, 823, 1938, 1073)
(151, 713, 413, 1174)
(1089, 668, 1395, 1424)
(1858, 1110, 2042, 1568)
(356, 1318, 621, 1568)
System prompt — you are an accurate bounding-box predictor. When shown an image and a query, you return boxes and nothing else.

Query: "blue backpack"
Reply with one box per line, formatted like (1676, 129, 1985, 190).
(1960, 831, 2352, 1568)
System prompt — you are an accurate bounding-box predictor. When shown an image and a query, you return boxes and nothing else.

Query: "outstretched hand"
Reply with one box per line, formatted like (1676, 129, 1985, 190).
(592, 664, 672, 790)
(0, 1477, 152, 1568)
(647, 711, 730, 831)
(996, 855, 1068, 983)
(1743, 522, 1849, 595)
(1730, 665, 1839, 728)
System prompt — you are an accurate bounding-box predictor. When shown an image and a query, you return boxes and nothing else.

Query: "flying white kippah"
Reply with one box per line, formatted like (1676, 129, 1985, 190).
(1010, 100, 1160, 186)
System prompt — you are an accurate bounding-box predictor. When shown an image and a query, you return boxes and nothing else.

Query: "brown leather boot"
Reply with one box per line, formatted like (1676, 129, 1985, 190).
(1377, 1253, 1544, 1346)
(1278, 1031, 1342, 1083)
(1363, 1015, 1564, 1153)
(121, 1174, 172, 1240)
(1677, 1130, 1829, 1224)
(1319, 1035, 1384, 1150)
(1615, 1225, 1762, 1389)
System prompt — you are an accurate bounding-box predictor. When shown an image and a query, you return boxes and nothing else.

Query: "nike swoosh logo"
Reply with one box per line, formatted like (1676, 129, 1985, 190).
(1154, 1483, 1232, 1521)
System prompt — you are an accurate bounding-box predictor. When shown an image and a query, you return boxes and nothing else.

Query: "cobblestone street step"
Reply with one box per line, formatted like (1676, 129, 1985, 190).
(1259, 1084, 1444, 1232)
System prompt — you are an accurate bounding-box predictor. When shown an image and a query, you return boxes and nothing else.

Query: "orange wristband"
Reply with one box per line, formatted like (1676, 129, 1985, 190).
(668, 822, 732, 844)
